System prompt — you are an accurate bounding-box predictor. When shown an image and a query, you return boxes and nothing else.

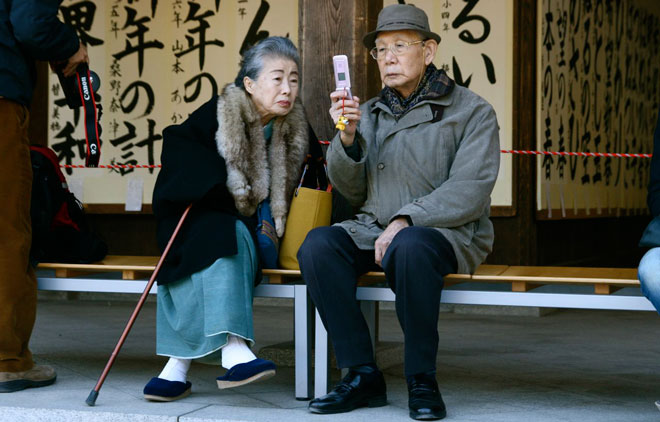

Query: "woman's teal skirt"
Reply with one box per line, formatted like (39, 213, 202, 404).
(156, 220, 258, 365)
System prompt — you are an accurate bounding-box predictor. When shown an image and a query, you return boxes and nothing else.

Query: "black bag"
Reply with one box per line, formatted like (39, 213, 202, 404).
(29, 145, 107, 264)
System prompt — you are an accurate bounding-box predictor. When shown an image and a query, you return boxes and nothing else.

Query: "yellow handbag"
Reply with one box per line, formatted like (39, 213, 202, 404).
(278, 163, 332, 270)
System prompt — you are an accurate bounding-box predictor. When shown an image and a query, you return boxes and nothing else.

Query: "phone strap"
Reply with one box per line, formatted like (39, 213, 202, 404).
(335, 88, 349, 131)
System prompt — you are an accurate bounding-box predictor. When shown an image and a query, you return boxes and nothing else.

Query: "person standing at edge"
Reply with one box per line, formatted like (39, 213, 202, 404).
(0, 0, 88, 393)
(637, 108, 660, 411)
(297, 4, 500, 420)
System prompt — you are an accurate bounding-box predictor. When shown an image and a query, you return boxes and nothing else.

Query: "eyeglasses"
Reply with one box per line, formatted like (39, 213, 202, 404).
(369, 40, 425, 60)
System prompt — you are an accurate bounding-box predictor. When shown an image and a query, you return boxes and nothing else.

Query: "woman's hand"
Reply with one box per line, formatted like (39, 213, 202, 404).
(329, 90, 361, 147)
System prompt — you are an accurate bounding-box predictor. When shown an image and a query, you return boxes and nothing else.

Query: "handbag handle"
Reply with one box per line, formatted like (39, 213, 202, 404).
(295, 155, 332, 197)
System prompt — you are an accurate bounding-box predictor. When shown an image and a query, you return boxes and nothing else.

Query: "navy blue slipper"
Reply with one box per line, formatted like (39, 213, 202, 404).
(143, 377, 192, 402)
(216, 358, 276, 389)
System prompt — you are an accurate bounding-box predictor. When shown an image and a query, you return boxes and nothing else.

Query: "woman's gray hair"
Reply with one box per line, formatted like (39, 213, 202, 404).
(234, 36, 300, 89)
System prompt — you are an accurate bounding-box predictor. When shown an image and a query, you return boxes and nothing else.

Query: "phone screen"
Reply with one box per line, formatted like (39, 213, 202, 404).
(338, 73, 346, 81)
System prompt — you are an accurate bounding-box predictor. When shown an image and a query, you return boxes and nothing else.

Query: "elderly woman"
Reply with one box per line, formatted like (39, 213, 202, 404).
(143, 37, 322, 402)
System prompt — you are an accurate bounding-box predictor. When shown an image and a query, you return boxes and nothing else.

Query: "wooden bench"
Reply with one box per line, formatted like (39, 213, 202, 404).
(36, 256, 314, 400)
(37, 257, 651, 399)
(302, 264, 649, 397)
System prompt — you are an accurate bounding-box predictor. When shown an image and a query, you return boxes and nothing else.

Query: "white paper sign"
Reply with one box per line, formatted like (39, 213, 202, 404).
(125, 178, 144, 212)
(67, 178, 84, 202)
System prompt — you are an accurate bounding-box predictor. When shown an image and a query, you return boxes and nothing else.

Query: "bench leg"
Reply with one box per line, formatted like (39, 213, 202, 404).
(294, 284, 313, 400)
(314, 309, 330, 398)
(360, 300, 378, 355)
(317, 302, 379, 395)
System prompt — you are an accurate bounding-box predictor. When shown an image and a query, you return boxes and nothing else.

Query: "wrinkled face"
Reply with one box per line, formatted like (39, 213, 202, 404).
(374, 30, 436, 99)
(244, 57, 299, 123)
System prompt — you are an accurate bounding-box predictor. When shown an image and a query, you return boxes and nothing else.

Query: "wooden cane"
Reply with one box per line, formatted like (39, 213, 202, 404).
(86, 204, 192, 406)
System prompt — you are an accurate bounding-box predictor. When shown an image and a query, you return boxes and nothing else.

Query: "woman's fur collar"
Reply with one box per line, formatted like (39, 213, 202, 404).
(215, 83, 308, 236)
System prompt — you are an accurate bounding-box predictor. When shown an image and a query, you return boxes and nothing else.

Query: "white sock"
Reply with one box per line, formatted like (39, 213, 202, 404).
(221, 335, 257, 369)
(158, 357, 191, 383)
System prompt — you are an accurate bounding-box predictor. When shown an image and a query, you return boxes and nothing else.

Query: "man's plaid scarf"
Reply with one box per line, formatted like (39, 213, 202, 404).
(379, 64, 455, 119)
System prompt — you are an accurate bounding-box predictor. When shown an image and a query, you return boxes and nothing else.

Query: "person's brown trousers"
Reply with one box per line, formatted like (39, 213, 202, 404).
(0, 99, 36, 372)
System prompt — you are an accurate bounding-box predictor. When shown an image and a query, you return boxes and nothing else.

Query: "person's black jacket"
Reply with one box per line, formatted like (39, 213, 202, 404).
(0, 0, 79, 106)
(153, 86, 326, 285)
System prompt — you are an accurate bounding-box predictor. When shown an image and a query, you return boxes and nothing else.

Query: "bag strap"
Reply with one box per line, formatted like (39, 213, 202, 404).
(76, 66, 102, 167)
(295, 155, 332, 197)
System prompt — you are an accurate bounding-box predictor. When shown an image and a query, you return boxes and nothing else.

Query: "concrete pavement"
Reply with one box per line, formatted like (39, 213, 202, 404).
(1, 298, 659, 421)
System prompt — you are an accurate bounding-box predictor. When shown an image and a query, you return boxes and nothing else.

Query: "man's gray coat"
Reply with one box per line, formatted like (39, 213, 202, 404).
(327, 84, 500, 274)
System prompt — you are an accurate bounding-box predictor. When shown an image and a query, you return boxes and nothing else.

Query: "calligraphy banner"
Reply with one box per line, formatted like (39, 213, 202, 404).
(384, 0, 514, 207)
(48, 0, 297, 208)
(537, 0, 660, 218)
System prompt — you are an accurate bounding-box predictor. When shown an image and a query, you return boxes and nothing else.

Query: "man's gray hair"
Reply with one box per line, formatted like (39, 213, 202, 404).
(234, 36, 300, 89)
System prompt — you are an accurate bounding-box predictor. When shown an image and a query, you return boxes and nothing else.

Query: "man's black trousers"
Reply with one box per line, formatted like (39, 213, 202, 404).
(297, 225, 458, 376)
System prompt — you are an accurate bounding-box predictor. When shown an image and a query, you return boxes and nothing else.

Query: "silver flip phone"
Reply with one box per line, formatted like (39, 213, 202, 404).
(332, 55, 353, 99)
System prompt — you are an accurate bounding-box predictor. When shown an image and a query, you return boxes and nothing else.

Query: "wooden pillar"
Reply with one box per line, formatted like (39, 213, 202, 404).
(490, 0, 538, 266)
(514, 0, 538, 265)
(299, 0, 383, 142)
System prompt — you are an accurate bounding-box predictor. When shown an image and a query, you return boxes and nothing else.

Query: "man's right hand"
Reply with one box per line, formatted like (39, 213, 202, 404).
(329, 90, 361, 146)
(56, 42, 89, 77)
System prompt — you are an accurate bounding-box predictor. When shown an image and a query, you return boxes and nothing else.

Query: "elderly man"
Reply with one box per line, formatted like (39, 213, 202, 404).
(297, 4, 500, 420)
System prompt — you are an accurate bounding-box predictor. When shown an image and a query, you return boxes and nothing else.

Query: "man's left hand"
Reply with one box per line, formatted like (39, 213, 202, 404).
(375, 217, 410, 267)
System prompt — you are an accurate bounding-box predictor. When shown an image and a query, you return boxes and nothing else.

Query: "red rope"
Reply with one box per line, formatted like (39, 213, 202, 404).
(61, 164, 162, 168)
(500, 150, 652, 158)
(316, 142, 652, 158)
(57, 149, 652, 169)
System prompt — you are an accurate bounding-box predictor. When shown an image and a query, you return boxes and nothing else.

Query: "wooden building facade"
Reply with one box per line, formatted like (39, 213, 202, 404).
(27, 0, 655, 267)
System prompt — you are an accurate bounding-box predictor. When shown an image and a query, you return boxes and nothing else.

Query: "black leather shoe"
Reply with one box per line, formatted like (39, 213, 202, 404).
(407, 373, 446, 420)
(308, 365, 387, 414)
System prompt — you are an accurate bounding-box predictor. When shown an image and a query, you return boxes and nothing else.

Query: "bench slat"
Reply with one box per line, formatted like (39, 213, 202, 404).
(497, 266, 639, 286)
(40, 255, 160, 272)
(38, 259, 640, 291)
(470, 264, 510, 278)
